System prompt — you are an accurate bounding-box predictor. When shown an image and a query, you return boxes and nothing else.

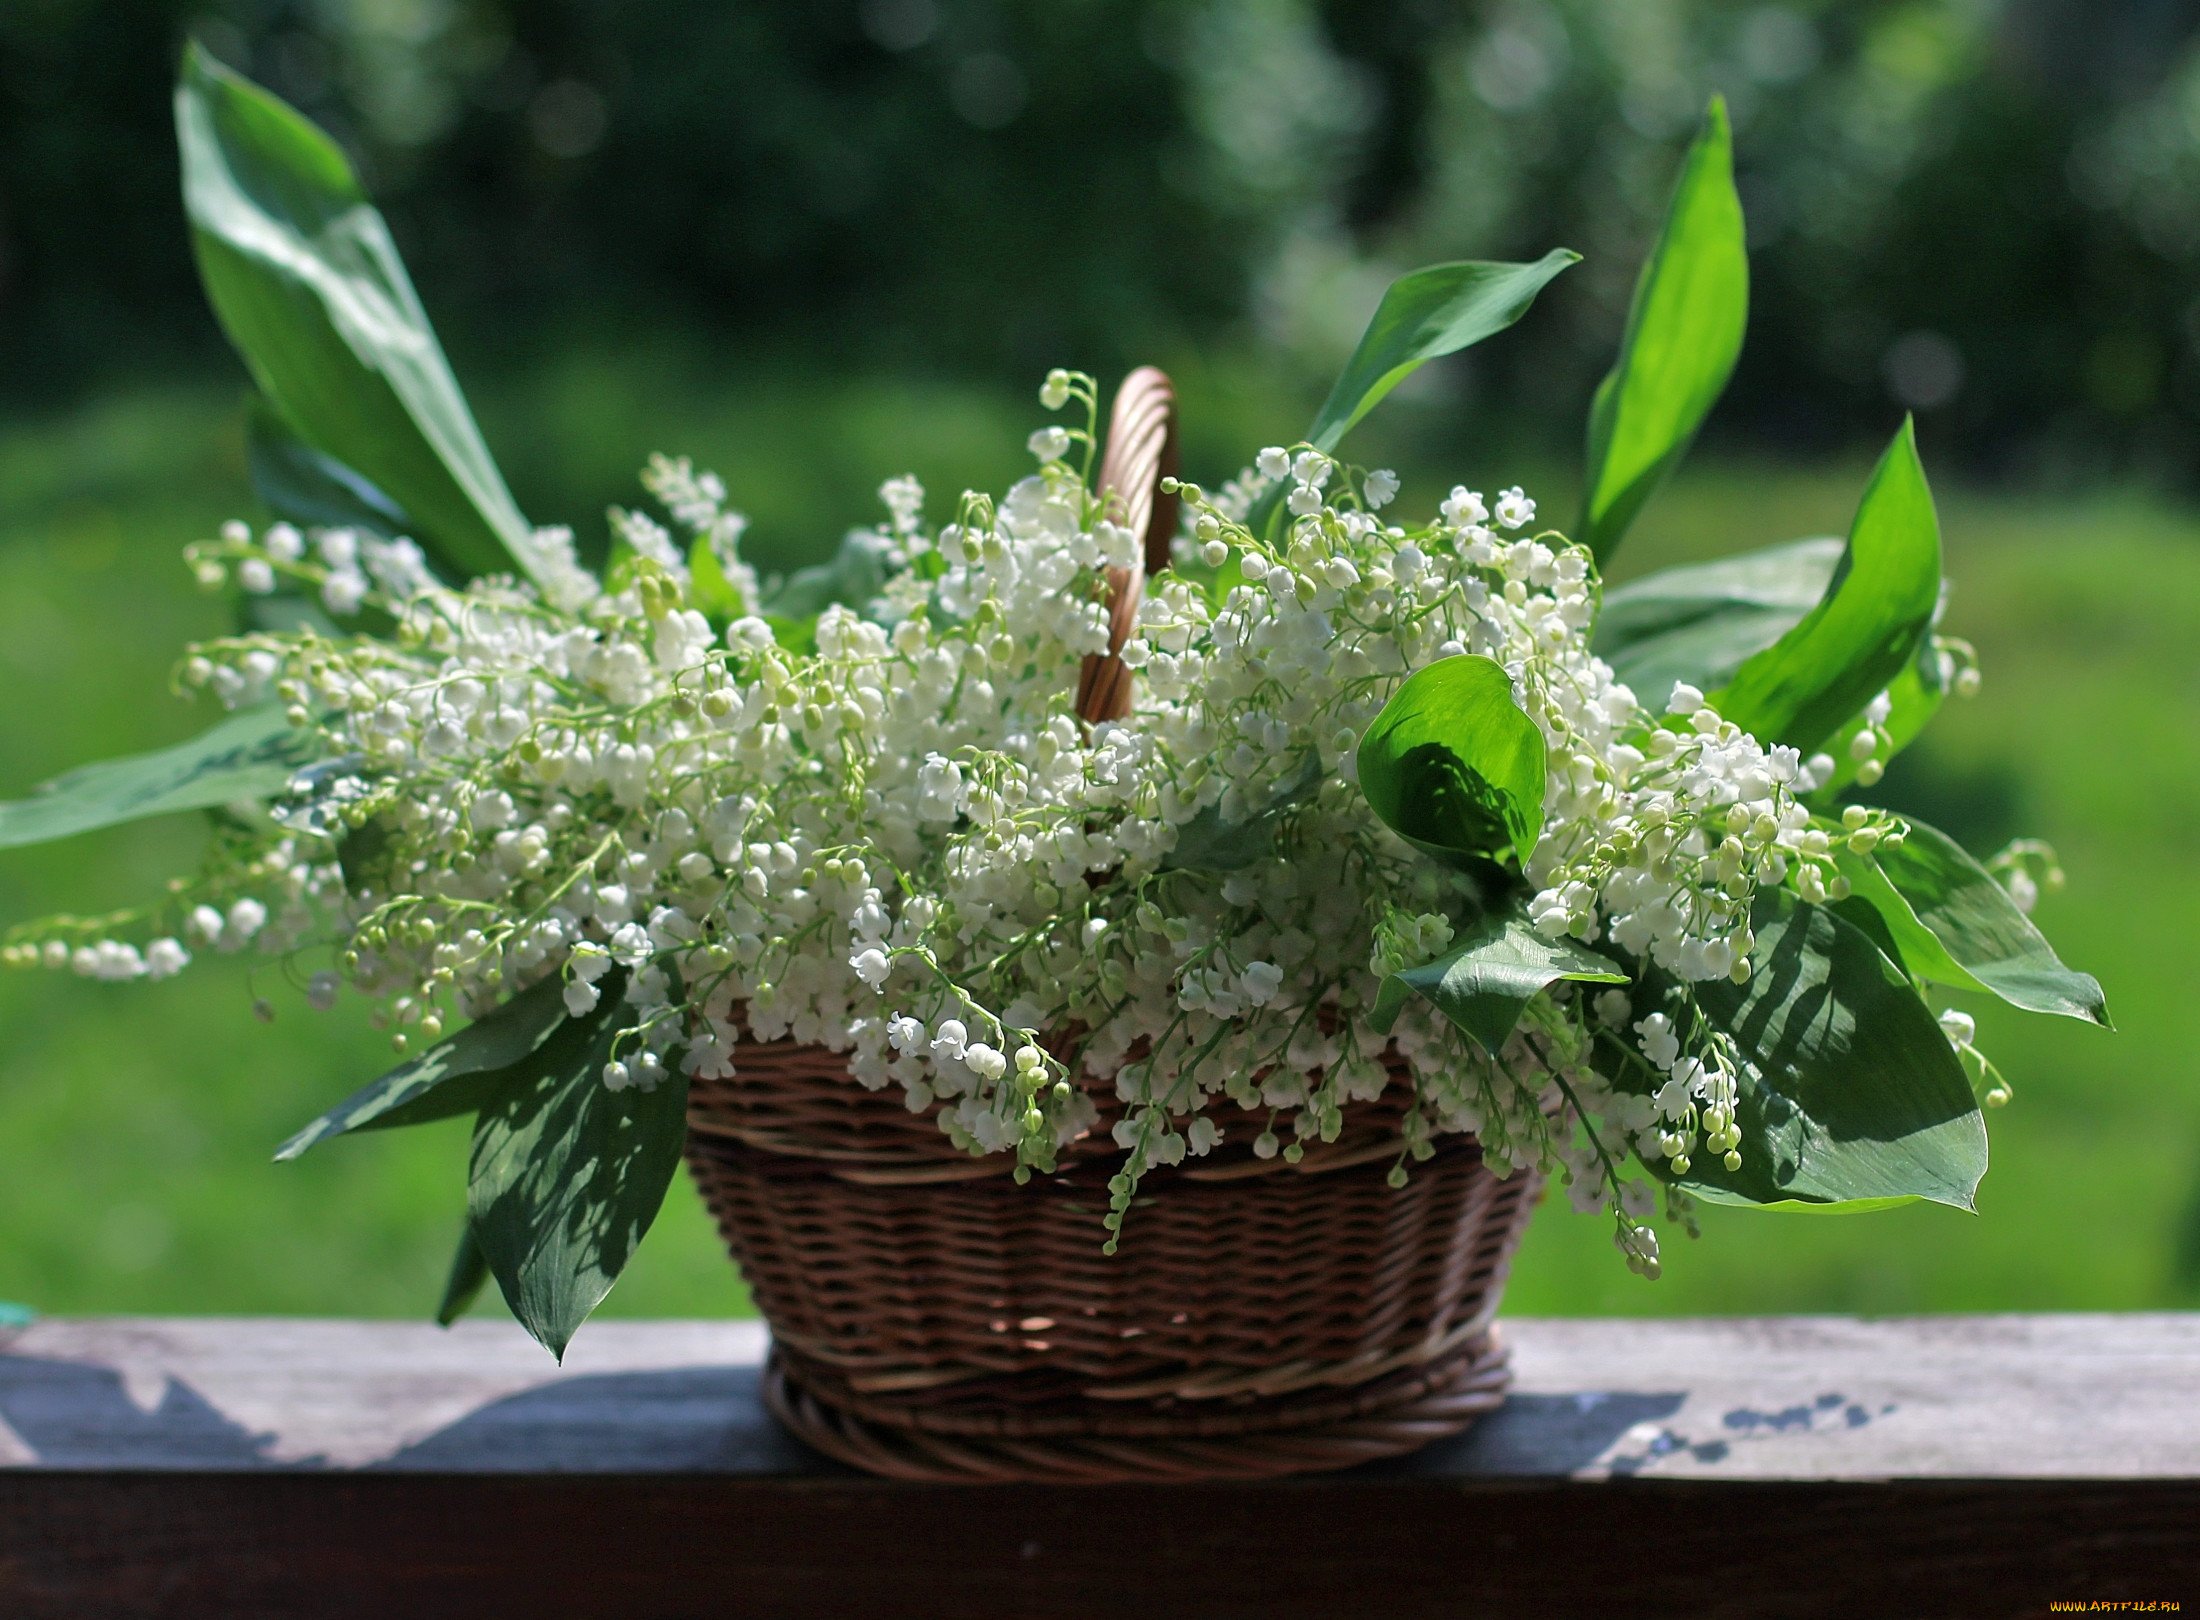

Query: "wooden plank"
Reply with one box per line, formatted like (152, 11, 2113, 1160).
(1, 1316, 2196, 1618)
(3, 1314, 2196, 1480)
(3, 1473, 2194, 1619)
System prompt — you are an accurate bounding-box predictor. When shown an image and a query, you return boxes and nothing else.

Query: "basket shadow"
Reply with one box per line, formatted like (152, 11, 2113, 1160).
(376, 1364, 829, 1474)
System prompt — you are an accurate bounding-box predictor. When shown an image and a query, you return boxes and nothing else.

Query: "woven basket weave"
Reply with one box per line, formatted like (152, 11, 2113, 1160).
(683, 370, 1544, 1482)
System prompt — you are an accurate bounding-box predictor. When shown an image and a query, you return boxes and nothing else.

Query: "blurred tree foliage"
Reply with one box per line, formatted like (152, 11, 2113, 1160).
(3, 0, 2199, 481)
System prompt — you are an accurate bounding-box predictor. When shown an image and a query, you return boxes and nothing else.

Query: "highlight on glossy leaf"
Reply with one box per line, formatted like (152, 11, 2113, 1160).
(0, 705, 317, 852)
(177, 43, 537, 587)
(1713, 417, 1943, 753)
(1356, 655, 1546, 865)
(1580, 96, 1748, 566)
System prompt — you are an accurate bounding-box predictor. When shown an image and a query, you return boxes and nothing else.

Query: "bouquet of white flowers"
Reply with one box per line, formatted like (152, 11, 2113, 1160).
(1, 53, 2106, 1475)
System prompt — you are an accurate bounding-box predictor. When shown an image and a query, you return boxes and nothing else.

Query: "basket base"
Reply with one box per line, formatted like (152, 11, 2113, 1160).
(763, 1331, 1514, 1484)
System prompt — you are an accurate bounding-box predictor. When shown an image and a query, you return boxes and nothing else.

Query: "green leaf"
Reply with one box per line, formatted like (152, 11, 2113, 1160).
(1644, 889, 1987, 1211)
(1308, 249, 1580, 453)
(1814, 619, 1951, 797)
(177, 45, 536, 585)
(1831, 848, 1983, 996)
(1870, 818, 2109, 1026)
(468, 985, 690, 1359)
(1579, 97, 1748, 565)
(435, 1222, 491, 1327)
(273, 973, 570, 1159)
(757, 531, 891, 624)
(335, 816, 391, 893)
(0, 706, 317, 851)
(1162, 755, 1321, 872)
(687, 534, 749, 624)
(1373, 910, 1624, 1054)
(1243, 249, 1579, 543)
(246, 394, 409, 538)
(1356, 655, 1547, 865)
(1593, 536, 1842, 703)
(1713, 418, 1943, 753)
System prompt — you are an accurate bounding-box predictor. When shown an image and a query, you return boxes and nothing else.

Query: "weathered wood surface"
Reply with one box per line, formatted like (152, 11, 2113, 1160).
(2, 1314, 2196, 1617)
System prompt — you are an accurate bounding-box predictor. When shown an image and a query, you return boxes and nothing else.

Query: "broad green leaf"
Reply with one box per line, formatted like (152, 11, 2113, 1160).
(1593, 536, 1841, 703)
(1642, 889, 1986, 1211)
(757, 531, 892, 630)
(177, 45, 536, 585)
(1713, 419, 1943, 753)
(1162, 755, 1321, 872)
(1244, 250, 1579, 541)
(435, 1223, 491, 1326)
(1832, 848, 1985, 997)
(687, 534, 750, 624)
(1308, 250, 1580, 452)
(1357, 655, 1546, 865)
(273, 973, 570, 1159)
(1814, 619, 1950, 797)
(469, 985, 690, 1359)
(0, 706, 317, 851)
(246, 394, 409, 539)
(1872, 818, 2109, 1026)
(1579, 97, 1748, 565)
(1373, 910, 1624, 1054)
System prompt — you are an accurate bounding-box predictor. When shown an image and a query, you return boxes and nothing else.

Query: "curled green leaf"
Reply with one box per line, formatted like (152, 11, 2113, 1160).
(1357, 655, 1546, 866)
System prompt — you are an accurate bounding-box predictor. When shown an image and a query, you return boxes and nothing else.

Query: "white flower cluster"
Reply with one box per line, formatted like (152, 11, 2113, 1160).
(0, 370, 1954, 1270)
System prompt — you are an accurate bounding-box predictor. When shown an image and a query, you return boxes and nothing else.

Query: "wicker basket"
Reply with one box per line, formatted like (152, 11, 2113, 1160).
(682, 370, 1545, 1483)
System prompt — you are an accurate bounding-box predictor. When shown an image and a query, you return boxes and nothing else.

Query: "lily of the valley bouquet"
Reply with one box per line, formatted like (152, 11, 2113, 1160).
(1, 53, 2105, 1356)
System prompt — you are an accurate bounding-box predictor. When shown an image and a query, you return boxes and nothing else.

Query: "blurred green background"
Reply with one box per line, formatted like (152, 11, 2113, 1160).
(2, 0, 2196, 1322)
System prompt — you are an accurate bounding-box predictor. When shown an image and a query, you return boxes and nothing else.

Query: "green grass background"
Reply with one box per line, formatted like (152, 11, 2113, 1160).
(2, 350, 2194, 1323)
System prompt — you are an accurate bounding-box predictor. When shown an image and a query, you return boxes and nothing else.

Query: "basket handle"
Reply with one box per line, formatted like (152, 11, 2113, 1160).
(1075, 366, 1180, 725)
